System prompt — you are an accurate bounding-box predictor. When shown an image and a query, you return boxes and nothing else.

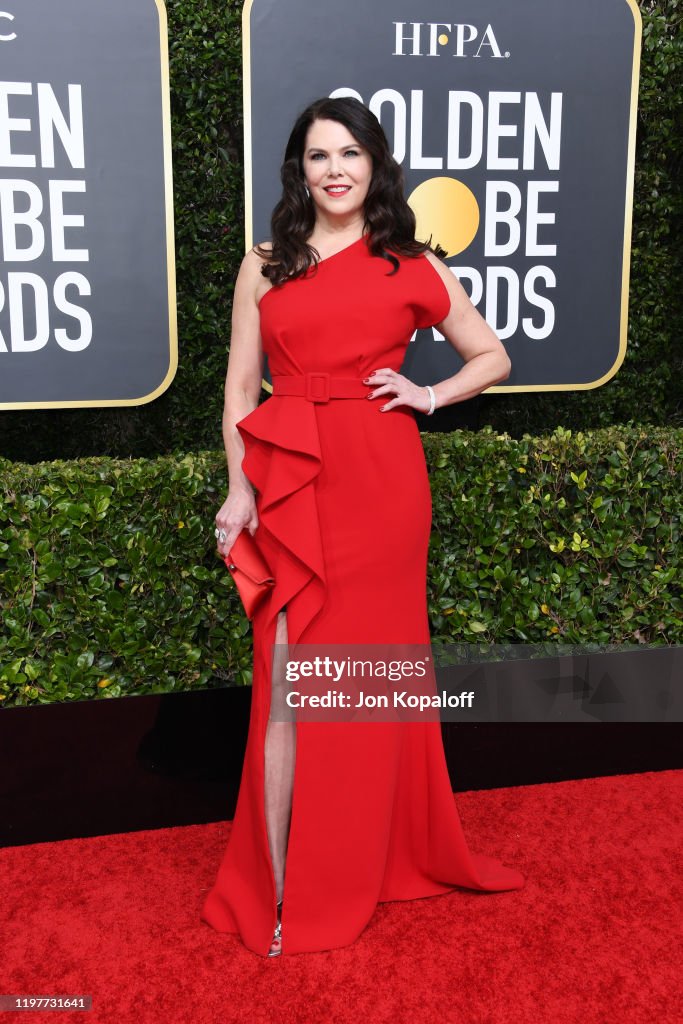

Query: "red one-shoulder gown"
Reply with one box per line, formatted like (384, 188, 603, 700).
(200, 235, 524, 955)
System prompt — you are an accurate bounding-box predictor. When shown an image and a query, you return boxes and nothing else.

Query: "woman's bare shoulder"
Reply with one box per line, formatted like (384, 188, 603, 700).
(238, 243, 276, 306)
(236, 241, 273, 287)
(251, 240, 274, 263)
(237, 241, 272, 272)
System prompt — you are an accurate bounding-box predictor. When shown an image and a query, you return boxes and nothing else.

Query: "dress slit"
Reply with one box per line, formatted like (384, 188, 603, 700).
(263, 604, 298, 953)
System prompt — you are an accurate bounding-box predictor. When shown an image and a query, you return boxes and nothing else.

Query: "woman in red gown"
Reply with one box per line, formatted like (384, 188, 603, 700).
(201, 96, 524, 957)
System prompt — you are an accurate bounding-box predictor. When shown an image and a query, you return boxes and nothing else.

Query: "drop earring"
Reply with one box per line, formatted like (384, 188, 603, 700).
(304, 183, 310, 198)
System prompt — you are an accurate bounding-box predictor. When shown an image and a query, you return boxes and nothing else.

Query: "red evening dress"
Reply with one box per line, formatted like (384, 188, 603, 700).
(200, 235, 524, 956)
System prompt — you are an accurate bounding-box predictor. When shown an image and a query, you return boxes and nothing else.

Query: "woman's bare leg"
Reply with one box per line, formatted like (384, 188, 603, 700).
(264, 607, 296, 904)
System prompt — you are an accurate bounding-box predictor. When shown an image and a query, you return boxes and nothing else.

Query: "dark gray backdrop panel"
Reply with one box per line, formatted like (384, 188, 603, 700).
(0, 0, 174, 405)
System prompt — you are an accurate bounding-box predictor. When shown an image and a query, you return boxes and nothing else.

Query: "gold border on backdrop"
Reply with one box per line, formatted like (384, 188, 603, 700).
(243, 0, 643, 396)
(243, 0, 254, 255)
(1, 0, 178, 410)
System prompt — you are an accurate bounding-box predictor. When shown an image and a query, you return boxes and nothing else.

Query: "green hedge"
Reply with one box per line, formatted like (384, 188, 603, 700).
(1, 425, 680, 706)
(0, 0, 680, 464)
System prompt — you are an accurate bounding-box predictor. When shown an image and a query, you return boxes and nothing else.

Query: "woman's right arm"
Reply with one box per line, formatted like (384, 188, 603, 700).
(215, 249, 266, 555)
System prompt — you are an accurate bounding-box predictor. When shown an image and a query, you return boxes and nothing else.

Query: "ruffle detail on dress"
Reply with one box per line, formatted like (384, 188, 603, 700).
(235, 395, 327, 647)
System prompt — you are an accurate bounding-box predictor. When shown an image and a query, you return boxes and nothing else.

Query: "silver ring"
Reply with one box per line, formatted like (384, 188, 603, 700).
(215, 527, 227, 543)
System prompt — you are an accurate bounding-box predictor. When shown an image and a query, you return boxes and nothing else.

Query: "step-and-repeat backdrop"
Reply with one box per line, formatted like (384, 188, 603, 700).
(1, 1, 641, 407)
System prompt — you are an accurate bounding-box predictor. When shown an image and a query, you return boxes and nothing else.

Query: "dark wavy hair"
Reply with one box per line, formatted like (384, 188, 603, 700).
(255, 96, 446, 285)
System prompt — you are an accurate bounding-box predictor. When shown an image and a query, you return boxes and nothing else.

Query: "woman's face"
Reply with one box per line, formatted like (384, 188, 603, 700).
(301, 118, 373, 220)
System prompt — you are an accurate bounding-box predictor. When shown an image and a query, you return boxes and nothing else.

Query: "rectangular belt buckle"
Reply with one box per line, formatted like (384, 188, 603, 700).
(305, 371, 330, 403)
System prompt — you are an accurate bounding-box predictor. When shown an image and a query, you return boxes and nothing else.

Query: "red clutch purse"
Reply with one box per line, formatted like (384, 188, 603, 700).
(223, 530, 275, 620)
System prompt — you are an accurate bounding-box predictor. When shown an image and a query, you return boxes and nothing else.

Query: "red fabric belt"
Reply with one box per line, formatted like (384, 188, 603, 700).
(272, 372, 369, 403)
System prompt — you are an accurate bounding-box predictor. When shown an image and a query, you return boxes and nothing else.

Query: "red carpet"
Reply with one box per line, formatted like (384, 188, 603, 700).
(1, 770, 681, 1024)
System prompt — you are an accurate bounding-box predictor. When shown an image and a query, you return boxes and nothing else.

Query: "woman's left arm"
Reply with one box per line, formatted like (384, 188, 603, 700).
(421, 250, 512, 408)
(368, 251, 511, 414)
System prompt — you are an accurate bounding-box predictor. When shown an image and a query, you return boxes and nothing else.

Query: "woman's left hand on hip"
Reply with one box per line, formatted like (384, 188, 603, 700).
(363, 368, 431, 414)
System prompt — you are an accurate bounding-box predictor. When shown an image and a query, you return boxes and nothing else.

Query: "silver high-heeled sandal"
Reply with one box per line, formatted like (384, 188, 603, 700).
(268, 900, 283, 957)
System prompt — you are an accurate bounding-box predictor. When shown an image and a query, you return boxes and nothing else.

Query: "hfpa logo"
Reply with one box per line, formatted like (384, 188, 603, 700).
(393, 22, 509, 59)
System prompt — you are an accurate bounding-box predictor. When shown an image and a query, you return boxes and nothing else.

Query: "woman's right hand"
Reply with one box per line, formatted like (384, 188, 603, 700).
(215, 487, 259, 557)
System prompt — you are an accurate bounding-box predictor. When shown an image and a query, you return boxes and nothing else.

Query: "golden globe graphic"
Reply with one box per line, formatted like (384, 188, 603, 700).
(244, 0, 641, 392)
(408, 177, 480, 260)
